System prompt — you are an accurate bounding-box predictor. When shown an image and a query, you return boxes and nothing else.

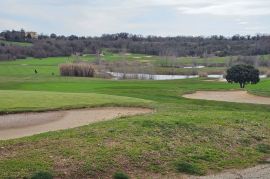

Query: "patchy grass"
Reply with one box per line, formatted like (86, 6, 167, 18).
(176, 161, 206, 175)
(113, 172, 129, 179)
(257, 144, 270, 154)
(0, 57, 269, 178)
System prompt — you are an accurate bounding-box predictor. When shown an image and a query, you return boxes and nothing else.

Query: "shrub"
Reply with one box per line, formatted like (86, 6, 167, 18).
(257, 144, 270, 153)
(31, 171, 53, 179)
(59, 63, 95, 77)
(113, 172, 129, 179)
(226, 64, 260, 88)
(176, 161, 205, 175)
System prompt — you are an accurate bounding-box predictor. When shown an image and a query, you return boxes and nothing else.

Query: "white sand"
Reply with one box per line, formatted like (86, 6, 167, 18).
(183, 91, 270, 105)
(0, 107, 153, 140)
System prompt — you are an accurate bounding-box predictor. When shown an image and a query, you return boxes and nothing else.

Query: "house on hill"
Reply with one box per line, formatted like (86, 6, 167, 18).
(25, 31, 38, 39)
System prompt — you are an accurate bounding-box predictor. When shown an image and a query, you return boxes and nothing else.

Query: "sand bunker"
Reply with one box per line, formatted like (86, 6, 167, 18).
(183, 91, 270, 105)
(0, 107, 152, 140)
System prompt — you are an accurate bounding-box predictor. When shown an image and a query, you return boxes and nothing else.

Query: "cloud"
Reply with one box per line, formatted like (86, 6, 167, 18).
(0, 18, 30, 30)
(0, 0, 269, 36)
(176, 1, 270, 16)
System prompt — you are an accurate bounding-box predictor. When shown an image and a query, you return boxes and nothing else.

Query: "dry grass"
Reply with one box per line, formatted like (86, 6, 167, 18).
(59, 63, 95, 77)
(198, 72, 208, 78)
(267, 71, 270, 78)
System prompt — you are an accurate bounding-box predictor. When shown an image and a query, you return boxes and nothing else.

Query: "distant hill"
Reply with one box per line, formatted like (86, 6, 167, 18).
(1, 30, 270, 61)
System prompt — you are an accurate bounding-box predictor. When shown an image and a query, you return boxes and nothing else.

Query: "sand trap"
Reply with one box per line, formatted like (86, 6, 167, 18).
(203, 79, 226, 82)
(0, 107, 152, 140)
(183, 91, 270, 105)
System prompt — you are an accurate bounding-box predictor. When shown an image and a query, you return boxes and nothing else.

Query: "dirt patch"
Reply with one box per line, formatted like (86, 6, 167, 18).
(0, 107, 153, 140)
(183, 91, 270, 105)
(203, 79, 226, 82)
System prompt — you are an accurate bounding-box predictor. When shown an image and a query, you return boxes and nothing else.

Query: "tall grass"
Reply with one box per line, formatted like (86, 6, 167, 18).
(59, 63, 95, 77)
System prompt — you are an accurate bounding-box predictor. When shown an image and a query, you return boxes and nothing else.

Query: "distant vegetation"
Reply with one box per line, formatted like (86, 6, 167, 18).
(1, 30, 270, 61)
(0, 53, 270, 79)
(59, 63, 95, 77)
(0, 40, 32, 47)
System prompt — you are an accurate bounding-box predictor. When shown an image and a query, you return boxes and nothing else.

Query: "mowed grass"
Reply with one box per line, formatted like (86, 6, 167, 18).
(0, 54, 270, 178)
(248, 79, 270, 97)
(0, 90, 152, 114)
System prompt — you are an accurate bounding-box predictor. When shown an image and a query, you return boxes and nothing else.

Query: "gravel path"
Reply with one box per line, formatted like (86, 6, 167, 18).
(0, 107, 152, 140)
(191, 160, 270, 179)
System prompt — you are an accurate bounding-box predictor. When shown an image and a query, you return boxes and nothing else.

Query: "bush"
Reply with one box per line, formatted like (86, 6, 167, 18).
(226, 64, 260, 88)
(113, 172, 129, 179)
(59, 63, 95, 77)
(257, 144, 270, 153)
(31, 171, 53, 179)
(176, 161, 205, 175)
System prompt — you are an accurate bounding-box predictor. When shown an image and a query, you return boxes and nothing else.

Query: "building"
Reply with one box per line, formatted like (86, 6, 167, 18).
(25, 31, 38, 39)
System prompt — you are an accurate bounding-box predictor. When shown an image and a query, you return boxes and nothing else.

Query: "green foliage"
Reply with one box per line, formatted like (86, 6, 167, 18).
(113, 172, 129, 179)
(176, 161, 205, 175)
(256, 144, 270, 153)
(226, 64, 260, 88)
(30, 171, 53, 179)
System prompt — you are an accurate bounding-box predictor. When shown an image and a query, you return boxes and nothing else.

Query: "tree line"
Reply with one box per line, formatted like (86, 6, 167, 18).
(1, 30, 270, 61)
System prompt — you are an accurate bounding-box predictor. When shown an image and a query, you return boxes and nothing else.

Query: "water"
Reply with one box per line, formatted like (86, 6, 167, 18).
(208, 74, 224, 78)
(108, 72, 267, 81)
(108, 72, 199, 80)
(183, 66, 205, 69)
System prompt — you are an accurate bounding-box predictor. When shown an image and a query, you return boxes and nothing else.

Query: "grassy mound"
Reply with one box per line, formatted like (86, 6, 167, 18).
(0, 90, 152, 114)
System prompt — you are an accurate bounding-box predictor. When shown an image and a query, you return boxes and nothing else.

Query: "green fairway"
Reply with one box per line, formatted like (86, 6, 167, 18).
(0, 55, 269, 178)
(0, 90, 152, 114)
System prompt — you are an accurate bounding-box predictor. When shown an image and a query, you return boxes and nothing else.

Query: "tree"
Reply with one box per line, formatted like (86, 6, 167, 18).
(50, 33, 57, 39)
(226, 64, 260, 88)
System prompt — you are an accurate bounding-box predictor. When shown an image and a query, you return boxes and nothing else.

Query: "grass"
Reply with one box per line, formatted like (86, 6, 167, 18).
(0, 90, 152, 114)
(0, 55, 269, 178)
(0, 53, 269, 77)
(0, 40, 33, 47)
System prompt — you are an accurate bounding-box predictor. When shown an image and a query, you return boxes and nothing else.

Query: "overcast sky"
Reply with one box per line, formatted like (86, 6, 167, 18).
(1, 0, 269, 37)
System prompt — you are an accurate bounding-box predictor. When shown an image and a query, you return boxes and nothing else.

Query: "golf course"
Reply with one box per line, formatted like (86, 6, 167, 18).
(0, 54, 269, 178)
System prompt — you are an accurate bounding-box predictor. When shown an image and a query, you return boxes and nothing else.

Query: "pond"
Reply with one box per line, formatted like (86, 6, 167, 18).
(108, 72, 268, 81)
(183, 65, 205, 69)
(108, 72, 199, 80)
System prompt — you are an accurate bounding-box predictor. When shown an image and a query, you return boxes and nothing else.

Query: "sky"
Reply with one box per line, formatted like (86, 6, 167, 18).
(0, 0, 270, 37)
